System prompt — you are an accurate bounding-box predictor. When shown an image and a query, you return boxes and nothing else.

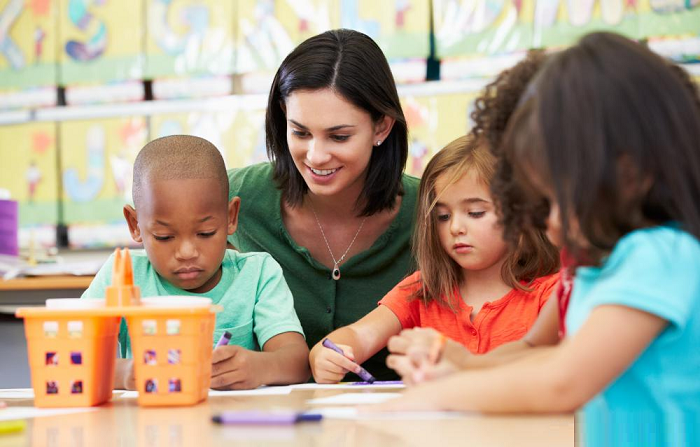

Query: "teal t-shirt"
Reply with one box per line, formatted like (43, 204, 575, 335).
(566, 226, 700, 445)
(82, 249, 304, 358)
(228, 163, 419, 380)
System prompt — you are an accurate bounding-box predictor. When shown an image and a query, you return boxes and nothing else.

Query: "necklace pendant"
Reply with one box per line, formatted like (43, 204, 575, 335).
(332, 264, 341, 281)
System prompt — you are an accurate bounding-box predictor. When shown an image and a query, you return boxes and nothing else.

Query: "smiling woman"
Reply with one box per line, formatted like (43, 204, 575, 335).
(228, 29, 419, 380)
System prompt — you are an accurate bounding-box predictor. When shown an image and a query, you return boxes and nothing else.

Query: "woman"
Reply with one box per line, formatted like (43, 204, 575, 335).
(228, 29, 419, 380)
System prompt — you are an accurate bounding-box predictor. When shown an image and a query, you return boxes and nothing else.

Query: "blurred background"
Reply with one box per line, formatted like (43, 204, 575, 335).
(0, 0, 698, 252)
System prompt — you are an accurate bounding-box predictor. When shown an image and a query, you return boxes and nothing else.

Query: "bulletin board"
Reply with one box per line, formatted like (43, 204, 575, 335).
(0, 122, 58, 247)
(0, 0, 58, 91)
(59, 117, 146, 224)
(144, 0, 236, 79)
(58, 0, 144, 85)
(401, 91, 477, 176)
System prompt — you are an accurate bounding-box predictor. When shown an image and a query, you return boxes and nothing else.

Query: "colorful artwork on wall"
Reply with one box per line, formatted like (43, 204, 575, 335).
(0, 0, 58, 92)
(145, 0, 236, 78)
(58, 0, 144, 85)
(0, 122, 58, 247)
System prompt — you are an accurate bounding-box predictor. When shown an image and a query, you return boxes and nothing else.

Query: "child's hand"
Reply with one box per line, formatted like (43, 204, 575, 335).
(387, 327, 445, 364)
(211, 345, 263, 390)
(386, 352, 458, 386)
(114, 358, 136, 390)
(309, 342, 361, 383)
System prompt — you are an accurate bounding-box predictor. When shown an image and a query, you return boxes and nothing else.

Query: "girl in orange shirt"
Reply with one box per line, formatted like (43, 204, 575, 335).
(309, 134, 559, 383)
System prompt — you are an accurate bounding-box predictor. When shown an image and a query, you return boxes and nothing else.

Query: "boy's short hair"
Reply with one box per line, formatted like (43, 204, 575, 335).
(132, 135, 228, 209)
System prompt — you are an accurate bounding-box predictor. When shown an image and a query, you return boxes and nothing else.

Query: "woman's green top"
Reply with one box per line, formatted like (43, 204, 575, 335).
(228, 163, 419, 380)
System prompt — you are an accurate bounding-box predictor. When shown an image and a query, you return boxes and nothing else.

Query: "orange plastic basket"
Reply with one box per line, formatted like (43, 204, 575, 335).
(15, 248, 219, 408)
(16, 307, 120, 407)
(125, 303, 215, 406)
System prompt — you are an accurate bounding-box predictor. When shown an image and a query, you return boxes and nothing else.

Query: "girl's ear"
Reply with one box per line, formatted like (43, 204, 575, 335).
(373, 115, 396, 146)
(123, 205, 142, 243)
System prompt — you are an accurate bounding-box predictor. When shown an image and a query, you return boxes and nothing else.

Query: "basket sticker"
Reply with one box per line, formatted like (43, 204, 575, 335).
(142, 320, 157, 335)
(71, 380, 83, 394)
(167, 349, 180, 365)
(71, 351, 83, 365)
(144, 349, 157, 365)
(145, 379, 158, 393)
(67, 321, 84, 338)
(168, 378, 181, 393)
(43, 321, 59, 338)
(166, 319, 180, 335)
(46, 381, 59, 394)
(45, 352, 58, 366)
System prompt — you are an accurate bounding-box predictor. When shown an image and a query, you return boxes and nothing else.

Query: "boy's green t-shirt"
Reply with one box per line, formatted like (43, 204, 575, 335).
(228, 163, 419, 380)
(81, 249, 304, 358)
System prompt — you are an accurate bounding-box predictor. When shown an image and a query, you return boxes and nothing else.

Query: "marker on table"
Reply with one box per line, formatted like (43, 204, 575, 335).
(322, 338, 376, 383)
(215, 331, 232, 348)
(212, 411, 322, 425)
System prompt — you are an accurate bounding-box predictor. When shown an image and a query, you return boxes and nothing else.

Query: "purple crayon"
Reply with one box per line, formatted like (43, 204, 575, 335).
(322, 338, 376, 383)
(212, 411, 322, 425)
(215, 331, 232, 348)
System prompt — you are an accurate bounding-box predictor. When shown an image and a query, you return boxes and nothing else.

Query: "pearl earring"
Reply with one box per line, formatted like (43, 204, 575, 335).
(376, 140, 382, 146)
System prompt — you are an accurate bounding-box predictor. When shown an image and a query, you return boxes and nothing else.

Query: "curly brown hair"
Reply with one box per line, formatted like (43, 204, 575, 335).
(470, 49, 552, 246)
(470, 49, 548, 155)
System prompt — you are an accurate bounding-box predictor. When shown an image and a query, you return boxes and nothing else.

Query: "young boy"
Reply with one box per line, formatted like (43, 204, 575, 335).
(82, 135, 310, 390)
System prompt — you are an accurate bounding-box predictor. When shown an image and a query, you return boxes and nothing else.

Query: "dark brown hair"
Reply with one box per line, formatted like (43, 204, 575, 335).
(412, 135, 559, 309)
(500, 32, 700, 263)
(265, 29, 408, 216)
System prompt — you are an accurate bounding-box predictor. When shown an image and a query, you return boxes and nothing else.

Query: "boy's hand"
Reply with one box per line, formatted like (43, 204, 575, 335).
(210, 345, 263, 390)
(115, 358, 136, 390)
(309, 342, 361, 383)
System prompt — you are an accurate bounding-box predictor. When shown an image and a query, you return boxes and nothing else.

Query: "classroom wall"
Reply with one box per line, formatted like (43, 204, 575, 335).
(0, 0, 698, 249)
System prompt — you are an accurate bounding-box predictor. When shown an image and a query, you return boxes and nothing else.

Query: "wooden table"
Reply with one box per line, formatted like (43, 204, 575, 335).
(0, 389, 574, 446)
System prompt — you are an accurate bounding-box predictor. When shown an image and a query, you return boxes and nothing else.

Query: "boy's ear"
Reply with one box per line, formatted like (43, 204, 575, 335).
(123, 205, 143, 243)
(227, 197, 241, 235)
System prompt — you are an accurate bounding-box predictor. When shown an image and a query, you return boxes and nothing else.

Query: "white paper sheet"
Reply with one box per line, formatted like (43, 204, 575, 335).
(0, 389, 34, 399)
(311, 406, 468, 420)
(0, 389, 126, 400)
(119, 386, 293, 399)
(307, 392, 402, 405)
(291, 382, 406, 390)
(0, 407, 97, 422)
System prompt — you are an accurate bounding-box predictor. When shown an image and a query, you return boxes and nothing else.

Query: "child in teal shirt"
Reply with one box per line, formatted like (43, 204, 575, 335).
(373, 32, 700, 444)
(82, 135, 309, 390)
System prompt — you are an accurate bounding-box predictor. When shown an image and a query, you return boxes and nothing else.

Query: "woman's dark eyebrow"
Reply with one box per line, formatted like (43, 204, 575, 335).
(288, 119, 355, 132)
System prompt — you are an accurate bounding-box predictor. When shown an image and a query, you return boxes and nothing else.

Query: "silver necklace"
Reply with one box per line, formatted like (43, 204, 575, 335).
(310, 203, 368, 281)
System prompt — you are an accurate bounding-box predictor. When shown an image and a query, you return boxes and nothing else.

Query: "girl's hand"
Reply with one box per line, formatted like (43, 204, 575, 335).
(211, 345, 263, 390)
(387, 327, 446, 364)
(387, 351, 459, 386)
(309, 342, 361, 383)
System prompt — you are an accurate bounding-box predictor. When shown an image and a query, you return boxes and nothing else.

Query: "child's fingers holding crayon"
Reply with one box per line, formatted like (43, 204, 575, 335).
(211, 345, 262, 390)
(310, 342, 361, 383)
